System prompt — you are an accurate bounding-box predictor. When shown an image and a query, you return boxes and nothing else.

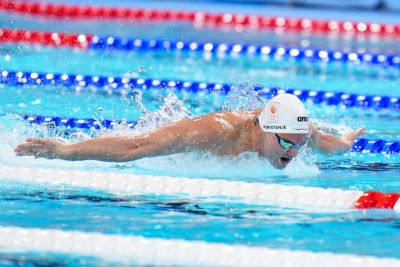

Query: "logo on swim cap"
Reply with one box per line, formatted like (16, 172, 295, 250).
(270, 104, 277, 114)
(297, 116, 308, 122)
(259, 94, 309, 134)
(268, 102, 279, 123)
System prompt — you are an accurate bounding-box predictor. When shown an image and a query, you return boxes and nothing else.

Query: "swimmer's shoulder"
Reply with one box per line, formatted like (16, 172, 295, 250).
(223, 109, 262, 120)
(195, 109, 261, 126)
(209, 110, 261, 128)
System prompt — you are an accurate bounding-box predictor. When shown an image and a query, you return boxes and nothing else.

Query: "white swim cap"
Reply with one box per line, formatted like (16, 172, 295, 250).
(259, 93, 309, 134)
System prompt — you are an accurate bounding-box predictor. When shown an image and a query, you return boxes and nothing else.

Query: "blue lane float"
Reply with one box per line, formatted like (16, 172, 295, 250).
(22, 115, 137, 130)
(1, 70, 400, 111)
(88, 35, 400, 69)
(352, 138, 400, 154)
(22, 114, 400, 154)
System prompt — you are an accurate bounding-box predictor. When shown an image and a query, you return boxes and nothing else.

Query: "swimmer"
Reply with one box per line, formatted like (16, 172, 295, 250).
(15, 94, 365, 169)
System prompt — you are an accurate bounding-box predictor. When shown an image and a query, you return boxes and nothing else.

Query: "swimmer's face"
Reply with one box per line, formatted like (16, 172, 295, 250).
(261, 132, 308, 169)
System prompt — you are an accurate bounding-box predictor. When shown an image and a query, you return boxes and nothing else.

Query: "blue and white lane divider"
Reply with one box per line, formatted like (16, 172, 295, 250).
(23, 114, 137, 130)
(88, 36, 400, 69)
(0, 227, 399, 267)
(1, 70, 400, 111)
(352, 139, 400, 154)
(21, 114, 400, 154)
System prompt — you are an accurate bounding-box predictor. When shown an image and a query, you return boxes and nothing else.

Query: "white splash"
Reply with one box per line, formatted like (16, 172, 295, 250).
(222, 80, 264, 111)
(117, 151, 283, 180)
(131, 92, 194, 135)
(284, 146, 320, 178)
(94, 91, 194, 138)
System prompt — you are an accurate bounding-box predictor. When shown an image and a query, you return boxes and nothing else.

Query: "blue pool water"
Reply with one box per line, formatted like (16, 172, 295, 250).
(0, 1, 400, 265)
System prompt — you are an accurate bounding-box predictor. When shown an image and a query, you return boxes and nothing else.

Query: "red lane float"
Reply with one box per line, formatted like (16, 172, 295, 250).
(355, 192, 400, 209)
(1, 0, 400, 37)
(0, 28, 91, 48)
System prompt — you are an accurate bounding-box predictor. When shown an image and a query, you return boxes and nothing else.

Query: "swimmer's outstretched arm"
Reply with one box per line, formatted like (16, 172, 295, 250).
(15, 113, 232, 162)
(308, 123, 365, 154)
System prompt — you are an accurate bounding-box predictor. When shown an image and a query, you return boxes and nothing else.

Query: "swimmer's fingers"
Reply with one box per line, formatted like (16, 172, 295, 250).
(343, 128, 366, 147)
(15, 143, 45, 156)
(15, 148, 57, 158)
(25, 137, 53, 144)
(15, 138, 62, 158)
(25, 138, 62, 147)
(355, 127, 366, 136)
(345, 128, 366, 140)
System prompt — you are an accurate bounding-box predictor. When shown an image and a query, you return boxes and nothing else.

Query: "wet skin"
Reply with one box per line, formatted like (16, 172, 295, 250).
(15, 109, 365, 169)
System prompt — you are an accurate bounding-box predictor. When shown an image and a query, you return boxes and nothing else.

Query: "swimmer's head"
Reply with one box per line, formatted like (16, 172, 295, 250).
(259, 93, 309, 134)
(258, 94, 310, 169)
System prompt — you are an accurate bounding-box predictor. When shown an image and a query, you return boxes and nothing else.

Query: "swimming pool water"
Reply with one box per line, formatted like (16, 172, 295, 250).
(0, 1, 400, 265)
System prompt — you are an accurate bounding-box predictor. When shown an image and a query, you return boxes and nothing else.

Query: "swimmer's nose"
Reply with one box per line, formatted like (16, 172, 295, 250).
(286, 148, 298, 158)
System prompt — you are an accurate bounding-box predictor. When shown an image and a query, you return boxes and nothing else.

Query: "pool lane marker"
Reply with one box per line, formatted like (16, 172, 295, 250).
(22, 114, 137, 130)
(0, 28, 90, 48)
(1, 0, 400, 37)
(2, 29, 400, 68)
(0, 226, 399, 267)
(1, 70, 400, 112)
(0, 165, 399, 210)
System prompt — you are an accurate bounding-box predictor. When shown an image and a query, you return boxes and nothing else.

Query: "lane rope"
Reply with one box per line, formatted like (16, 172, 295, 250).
(2, 28, 400, 68)
(352, 138, 400, 154)
(0, 28, 90, 48)
(0, 226, 399, 267)
(22, 114, 137, 130)
(2, 69, 400, 112)
(19, 114, 400, 154)
(1, 0, 400, 37)
(0, 165, 399, 210)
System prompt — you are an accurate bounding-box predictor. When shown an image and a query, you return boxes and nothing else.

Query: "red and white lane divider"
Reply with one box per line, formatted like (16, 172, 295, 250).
(0, 28, 91, 48)
(0, 165, 399, 210)
(1, 0, 400, 37)
(0, 226, 399, 267)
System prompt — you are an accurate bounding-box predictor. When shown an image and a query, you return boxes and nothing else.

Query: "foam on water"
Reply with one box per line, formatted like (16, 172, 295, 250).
(284, 146, 320, 178)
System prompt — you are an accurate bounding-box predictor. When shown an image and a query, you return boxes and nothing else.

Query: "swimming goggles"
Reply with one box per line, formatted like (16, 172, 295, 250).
(275, 133, 308, 151)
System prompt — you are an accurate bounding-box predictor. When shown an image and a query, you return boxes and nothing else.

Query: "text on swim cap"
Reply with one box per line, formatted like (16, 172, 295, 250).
(297, 117, 308, 122)
(263, 125, 286, 130)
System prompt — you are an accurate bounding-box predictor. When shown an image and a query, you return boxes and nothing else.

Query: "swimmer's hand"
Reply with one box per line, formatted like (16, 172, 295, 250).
(331, 127, 366, 154)
(15, 138, 66, 159)
(310, 126, 366, 154)
(341, 128, 366, 149)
